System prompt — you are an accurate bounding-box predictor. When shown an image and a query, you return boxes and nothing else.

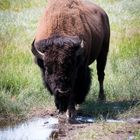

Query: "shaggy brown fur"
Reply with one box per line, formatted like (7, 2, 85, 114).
(35, 0, 110, 64)
(35, 0, 85, 40)
(32, 0, 110, 117)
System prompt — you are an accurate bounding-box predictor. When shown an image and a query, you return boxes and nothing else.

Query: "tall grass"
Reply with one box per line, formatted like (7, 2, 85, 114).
(0, 0, 52, 118)
(0, 0, 140, 119)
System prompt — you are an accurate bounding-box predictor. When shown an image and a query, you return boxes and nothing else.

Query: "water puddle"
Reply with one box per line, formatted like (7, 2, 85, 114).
(0, 117, 58, 140)
(0, 116, 139, 140)
(75, 116, 95, 123)
(74, 116, 125, 123)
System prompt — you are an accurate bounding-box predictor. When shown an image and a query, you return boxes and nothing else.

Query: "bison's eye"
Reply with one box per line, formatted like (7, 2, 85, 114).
(45, 63, 53, 75)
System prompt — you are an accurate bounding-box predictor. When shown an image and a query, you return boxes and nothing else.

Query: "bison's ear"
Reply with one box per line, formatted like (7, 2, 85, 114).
(76, 40, 85, 56)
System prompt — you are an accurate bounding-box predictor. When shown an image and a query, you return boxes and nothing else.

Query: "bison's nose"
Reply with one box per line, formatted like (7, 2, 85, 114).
(56, 89, 69, 94)
(56, 89, 69, 95)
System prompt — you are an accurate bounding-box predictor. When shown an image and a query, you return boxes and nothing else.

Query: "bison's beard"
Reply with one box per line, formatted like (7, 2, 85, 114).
(54, 94, 70, 113)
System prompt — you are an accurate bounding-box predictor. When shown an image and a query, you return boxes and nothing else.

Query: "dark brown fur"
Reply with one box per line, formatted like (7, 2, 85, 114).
(31, 0, 110, 116)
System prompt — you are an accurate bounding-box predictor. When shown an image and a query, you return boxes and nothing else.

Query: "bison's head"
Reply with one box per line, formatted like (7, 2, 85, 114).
(32, 35, 85, 113)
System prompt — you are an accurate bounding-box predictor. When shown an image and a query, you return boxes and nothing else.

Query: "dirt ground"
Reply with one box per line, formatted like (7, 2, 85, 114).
(58, 121, 140, 140)
(56, 118, 140, 140)
(29, 108, 140, 140)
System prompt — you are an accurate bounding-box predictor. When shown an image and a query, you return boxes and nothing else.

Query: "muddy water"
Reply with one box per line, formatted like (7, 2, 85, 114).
(0, 117, 58, 140)
(0, 116, 125, 140)
(0, 116, 139, 140)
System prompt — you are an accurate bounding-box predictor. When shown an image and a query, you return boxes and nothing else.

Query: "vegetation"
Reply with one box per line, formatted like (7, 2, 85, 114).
(0, 0, 52, 119)
(0, 0, 139, 122)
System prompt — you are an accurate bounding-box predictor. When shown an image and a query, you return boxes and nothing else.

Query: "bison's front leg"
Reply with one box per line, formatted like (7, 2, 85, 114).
(67, 94, 76, 118)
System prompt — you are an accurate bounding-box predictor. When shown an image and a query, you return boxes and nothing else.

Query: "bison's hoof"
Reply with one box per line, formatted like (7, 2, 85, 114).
(98, 95, 106, 102)
(66, 108, 76, 118)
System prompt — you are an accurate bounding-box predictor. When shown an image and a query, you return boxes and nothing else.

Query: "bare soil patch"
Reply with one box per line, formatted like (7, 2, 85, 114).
(29, 108, 140, 140)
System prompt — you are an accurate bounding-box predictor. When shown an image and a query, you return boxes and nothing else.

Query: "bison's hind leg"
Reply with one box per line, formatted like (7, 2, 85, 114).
(74, 66, 91, 104)
(96, 41, 109, 101)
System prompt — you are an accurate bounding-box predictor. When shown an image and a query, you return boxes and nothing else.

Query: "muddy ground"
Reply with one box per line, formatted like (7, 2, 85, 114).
(55, 117, 140, 140)
(28, 108, 140, 140)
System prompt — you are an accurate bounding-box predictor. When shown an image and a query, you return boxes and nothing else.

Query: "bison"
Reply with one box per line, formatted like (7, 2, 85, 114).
(31, 0, 110, 118)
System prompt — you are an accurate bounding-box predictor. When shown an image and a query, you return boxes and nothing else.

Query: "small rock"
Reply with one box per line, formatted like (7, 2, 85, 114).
(44, 121, 49, 124)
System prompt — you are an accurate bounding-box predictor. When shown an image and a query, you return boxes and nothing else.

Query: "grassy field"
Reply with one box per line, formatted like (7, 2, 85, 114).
(0, 0, 52, 119)
(0, 0, 139, 124)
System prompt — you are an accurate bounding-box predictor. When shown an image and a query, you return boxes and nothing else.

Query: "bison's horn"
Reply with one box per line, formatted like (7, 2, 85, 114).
(31, 40, 45, 60)
(81, 40, 84, 48)
(76, 40, 84, 56)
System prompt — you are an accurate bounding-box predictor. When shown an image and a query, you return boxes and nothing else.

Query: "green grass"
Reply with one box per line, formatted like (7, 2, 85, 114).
(0, 0, 47, 11)
(0, 0, 52, 119)
(0, 0, 140, 121)
(134, 129, 140, 140)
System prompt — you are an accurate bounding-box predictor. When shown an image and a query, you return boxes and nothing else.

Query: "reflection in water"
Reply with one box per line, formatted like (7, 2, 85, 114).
(0, 117, 58, 140)
(74, 116, 125, 123)
(75, 116, 95, 123)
